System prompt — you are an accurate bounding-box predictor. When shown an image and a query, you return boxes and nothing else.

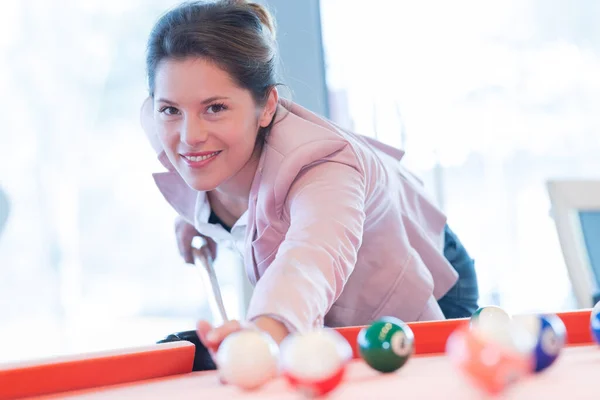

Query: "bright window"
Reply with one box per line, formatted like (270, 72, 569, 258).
(0, 0, 246, 363)
(320, 0, 600, 314)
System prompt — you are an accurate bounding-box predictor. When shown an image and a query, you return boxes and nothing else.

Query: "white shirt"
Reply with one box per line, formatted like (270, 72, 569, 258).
(193, 192, 248, 257)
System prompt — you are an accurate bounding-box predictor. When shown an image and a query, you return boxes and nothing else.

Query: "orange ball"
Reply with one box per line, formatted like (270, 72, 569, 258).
(446, 324, 534, 394)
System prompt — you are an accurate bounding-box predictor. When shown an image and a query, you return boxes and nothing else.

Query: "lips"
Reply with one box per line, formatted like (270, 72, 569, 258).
(182, 151, 221, 162)
(180, 150, 222, 169)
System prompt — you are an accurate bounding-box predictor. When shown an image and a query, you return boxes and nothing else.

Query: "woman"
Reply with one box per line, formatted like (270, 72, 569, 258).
(141, 0, 478, 353)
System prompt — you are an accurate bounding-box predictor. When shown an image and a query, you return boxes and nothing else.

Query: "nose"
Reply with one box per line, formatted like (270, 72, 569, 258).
(180, 115, 208, 147)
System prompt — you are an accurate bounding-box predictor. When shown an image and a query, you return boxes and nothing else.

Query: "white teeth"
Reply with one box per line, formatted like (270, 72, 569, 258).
(184, 151, 219, 162)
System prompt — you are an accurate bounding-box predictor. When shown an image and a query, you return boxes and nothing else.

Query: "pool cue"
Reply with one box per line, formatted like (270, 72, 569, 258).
(192, 238, 229, 324)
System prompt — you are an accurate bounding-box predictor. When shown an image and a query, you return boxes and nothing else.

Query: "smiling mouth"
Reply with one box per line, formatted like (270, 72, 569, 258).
(182, 151, 221, 162)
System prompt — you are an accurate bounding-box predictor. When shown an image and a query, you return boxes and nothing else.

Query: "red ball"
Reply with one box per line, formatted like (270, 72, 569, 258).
(284, 366, 346, 397)
(280, 329, 352, 397)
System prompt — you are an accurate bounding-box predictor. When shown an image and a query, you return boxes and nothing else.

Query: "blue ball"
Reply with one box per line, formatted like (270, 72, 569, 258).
(590, 301, 600, 344)
(532, 314, 566, 373)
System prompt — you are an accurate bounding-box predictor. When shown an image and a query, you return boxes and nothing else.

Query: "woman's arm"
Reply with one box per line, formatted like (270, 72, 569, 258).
(197, 160, 366, 349)
(246, 160, 366, 333)
(197, 315, 289, 353)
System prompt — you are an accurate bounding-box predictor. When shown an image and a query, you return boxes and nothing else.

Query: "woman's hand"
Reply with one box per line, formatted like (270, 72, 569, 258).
(196, 316, 290, 354)
(174, 216, 216, 264)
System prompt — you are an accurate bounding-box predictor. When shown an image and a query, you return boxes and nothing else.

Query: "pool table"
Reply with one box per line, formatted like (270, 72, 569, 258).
(0, 310, 597, 399)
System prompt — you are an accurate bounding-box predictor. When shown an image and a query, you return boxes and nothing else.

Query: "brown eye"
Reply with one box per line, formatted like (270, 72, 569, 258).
(159, 106, 180, 115)
(207, 103, 227, 114)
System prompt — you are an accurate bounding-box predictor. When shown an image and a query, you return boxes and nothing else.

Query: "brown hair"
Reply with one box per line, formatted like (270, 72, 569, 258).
(145, 0, 280, 141)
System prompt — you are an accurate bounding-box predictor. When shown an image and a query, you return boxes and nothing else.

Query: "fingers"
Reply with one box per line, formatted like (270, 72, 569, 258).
(184, 250, 194, 265)
(196, 320, 213, 345)
(197, 320, 246, 353)
(197, 320, 230, 386)
(206, 237, 218, 260)
(173, 217, 220, 265)
(174, 217, 199, 264)
(179, 243, 194, 264)
(196, 320, 218, 363)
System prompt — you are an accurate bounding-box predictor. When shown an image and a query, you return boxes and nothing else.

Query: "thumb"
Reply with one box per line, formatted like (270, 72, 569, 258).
(196, 320, 213, 347)
(196, 320, 220, 366)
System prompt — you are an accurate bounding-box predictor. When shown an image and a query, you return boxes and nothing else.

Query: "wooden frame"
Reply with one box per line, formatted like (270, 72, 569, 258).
(547, 179, 600, 308)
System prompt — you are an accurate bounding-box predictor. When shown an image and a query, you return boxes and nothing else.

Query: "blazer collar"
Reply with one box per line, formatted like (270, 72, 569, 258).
(152, 171, 197, 225)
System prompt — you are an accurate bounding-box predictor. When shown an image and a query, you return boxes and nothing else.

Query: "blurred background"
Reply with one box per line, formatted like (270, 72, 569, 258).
(1, 0, 599, 363)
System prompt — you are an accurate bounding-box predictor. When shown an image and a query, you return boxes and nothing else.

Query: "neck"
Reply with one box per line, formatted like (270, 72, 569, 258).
(210, 147, 262, 219)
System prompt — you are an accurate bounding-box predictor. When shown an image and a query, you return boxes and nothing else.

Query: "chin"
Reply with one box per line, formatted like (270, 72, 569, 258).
(179, 173, 220, 192)
(187, 179, 219, 192)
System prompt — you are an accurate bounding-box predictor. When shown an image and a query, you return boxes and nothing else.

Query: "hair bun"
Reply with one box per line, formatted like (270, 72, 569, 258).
(245, 2, 276, 39)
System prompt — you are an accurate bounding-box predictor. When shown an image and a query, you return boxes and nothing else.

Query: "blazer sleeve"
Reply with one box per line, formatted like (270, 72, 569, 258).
(245, 160, 366, 332)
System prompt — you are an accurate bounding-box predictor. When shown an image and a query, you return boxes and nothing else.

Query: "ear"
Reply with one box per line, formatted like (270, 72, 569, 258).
(258, 87, 279, 128)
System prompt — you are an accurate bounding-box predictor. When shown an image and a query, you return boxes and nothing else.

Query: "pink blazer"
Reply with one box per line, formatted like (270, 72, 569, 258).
(141, 99, 458, 332)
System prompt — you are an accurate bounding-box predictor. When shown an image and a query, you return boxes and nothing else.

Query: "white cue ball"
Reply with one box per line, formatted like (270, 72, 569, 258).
(280, 330, 351, 380)
(215, 330, 279, 390)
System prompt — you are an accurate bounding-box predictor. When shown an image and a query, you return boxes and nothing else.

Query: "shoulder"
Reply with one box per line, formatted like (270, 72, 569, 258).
(264, 101, 405, 170)
(265, 102, 353, 158)
(257, 102, 368, 208)
(261, 101, 370, 178)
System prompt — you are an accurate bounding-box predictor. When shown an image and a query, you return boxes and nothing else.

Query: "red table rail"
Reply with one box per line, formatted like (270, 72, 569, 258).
(338, 309, 594, 357)
(0, 342, 195, 400)
(0, 309, 593, 400)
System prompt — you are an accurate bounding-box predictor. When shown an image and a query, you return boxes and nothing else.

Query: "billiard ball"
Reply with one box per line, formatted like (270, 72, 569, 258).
(470, 306, 511, 329)
(357, 316, 414, 373)
(513, 313, 566, 373)
(215, 330, 279, 390)
(447, 322, 535, 395)
(280, 329, 352, 397)
(472, 312, 538, 357)
(591, 301, 600, 344)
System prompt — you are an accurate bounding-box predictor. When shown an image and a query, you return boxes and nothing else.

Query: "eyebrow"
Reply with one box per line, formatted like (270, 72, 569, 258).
(155, 96, 230, 106)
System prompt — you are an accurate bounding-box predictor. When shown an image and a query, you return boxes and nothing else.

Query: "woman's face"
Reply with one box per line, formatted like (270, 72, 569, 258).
(153, 57, 275, 192)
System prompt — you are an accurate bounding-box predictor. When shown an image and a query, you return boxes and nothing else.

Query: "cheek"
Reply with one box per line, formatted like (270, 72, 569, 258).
(219, 120, 259, 151)
(155, 122, 179, 150)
